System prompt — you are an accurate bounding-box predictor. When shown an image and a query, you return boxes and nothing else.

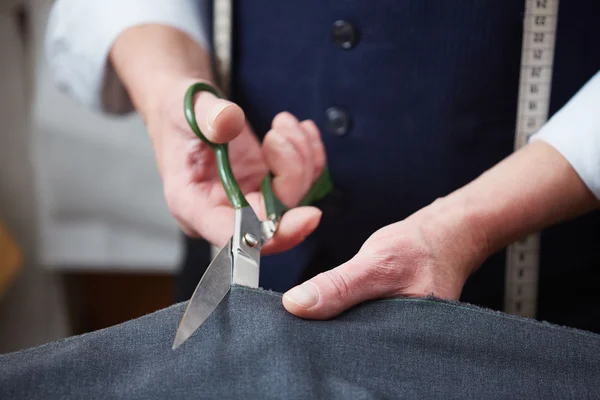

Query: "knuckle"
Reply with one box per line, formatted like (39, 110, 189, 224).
(164, 186, 189, 226)
(261, 132, 281, 161)
(262, 129, 278, 148)
(321, 269, 351, 299)
(265, 130, 305, 168)
(284, 130, 311, 159)
(164, 191, 180, 219)
(273, 119, 311, 156)
(272, 111, 296, 128)
(302, 120, 319, 136)
(361, 235, 431, 293)
(272, 112, 287, 124)
(300, 120, 322, 140)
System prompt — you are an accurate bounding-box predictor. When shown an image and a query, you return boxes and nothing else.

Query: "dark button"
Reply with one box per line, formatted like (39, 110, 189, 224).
(325, 107, 351, 136)
(331, 20, 359, 50)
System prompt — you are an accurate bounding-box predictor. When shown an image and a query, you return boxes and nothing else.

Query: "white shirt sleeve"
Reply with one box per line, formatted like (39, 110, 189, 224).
(530, 71, 600, 199)
(45, 0, 209, 114)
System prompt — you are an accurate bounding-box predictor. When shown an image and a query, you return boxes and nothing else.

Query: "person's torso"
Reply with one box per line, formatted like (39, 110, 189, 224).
(201, 0, 600, 332)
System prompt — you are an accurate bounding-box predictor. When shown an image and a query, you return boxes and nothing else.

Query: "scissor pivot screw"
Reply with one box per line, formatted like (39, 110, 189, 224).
(243, 233, 259, 248)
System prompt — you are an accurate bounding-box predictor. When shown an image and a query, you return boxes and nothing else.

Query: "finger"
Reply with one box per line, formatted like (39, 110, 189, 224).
(228, 125, 269, 195)
(263, 112, 315, 207)
(246, 191, 322, 255)
(299, 120, 327, 181)
(177, 218, 200, 239)
(282, 256, 383, 320)
(192, 88, 245, 144)
(261, 207, 322, 255)
(186, 190, 320, 254)
(186, 203, 235, 248)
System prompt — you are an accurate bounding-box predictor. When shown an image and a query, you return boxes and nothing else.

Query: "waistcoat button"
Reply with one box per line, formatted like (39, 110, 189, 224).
(331, 20, 359, 50)
(325, 107, 351, 136)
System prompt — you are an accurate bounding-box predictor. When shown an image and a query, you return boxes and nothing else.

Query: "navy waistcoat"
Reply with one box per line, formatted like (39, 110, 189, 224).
(180, 0, 600, 333)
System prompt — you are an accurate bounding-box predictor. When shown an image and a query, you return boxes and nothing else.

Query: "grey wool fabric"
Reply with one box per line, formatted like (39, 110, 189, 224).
(1, 285, 599, 399)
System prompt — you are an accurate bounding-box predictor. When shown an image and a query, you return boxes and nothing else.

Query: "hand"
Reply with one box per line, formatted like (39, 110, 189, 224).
(282, 137, 600, 320)
(147, 78, 326, 253)
(282, 197, 489, 319)
(109, 26, 326, 253)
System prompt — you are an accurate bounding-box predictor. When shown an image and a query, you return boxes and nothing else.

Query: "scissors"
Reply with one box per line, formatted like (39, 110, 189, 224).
(172, 83, 332, 349)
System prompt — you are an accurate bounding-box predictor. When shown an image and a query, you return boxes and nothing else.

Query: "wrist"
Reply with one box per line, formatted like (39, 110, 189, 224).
(422, 193, 491, 278)
(109, 24, 214, 123)
(444, 141, 600, 267)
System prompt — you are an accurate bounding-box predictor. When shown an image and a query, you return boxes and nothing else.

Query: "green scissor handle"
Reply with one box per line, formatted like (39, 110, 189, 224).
(184, 82, 249, 209)
(184, 82, 332, 220)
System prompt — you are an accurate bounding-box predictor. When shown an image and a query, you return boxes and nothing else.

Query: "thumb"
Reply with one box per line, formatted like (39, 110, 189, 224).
(282, 257, 382, 319)
(192, 88, 245, 144)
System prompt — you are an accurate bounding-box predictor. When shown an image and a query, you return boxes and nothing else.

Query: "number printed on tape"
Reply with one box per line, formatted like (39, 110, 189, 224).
(504, 0, 559, 318)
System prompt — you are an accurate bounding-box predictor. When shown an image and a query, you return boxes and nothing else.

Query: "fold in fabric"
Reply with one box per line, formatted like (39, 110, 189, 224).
(1, 286, 599, 399)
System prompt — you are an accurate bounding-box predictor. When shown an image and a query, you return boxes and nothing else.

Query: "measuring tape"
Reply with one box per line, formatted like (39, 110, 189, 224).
(209, 0, 233, 260)
(212, 0, 559, 317)
(504, 0, 559, 318)
(213, 0, 233, 97)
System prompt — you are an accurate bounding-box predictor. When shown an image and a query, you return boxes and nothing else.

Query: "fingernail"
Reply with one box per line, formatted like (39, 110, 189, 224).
(284, 282, 319, 309)
(206, 101, 232, 131)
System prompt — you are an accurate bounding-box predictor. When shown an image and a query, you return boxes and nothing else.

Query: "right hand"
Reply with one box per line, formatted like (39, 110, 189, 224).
(146, 78, 327, 254)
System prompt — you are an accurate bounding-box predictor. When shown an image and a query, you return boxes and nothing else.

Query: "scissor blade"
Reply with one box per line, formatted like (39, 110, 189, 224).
(231, 207, 263, 288)
(172, 239, 233, 349)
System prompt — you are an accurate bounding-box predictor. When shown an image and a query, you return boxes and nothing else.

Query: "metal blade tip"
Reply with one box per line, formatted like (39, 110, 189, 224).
(172, 329, 190, 350)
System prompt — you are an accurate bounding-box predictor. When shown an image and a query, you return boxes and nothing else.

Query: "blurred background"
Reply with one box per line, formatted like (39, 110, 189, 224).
(1, 0, 182, 353)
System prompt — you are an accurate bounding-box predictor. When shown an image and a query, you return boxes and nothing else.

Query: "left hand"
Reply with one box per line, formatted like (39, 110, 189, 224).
(282, 197, 490, 319)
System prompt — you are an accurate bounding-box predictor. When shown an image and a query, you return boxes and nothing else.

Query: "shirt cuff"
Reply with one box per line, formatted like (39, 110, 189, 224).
(530, 71, 600, 199)
(45, 0, 209, 113)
